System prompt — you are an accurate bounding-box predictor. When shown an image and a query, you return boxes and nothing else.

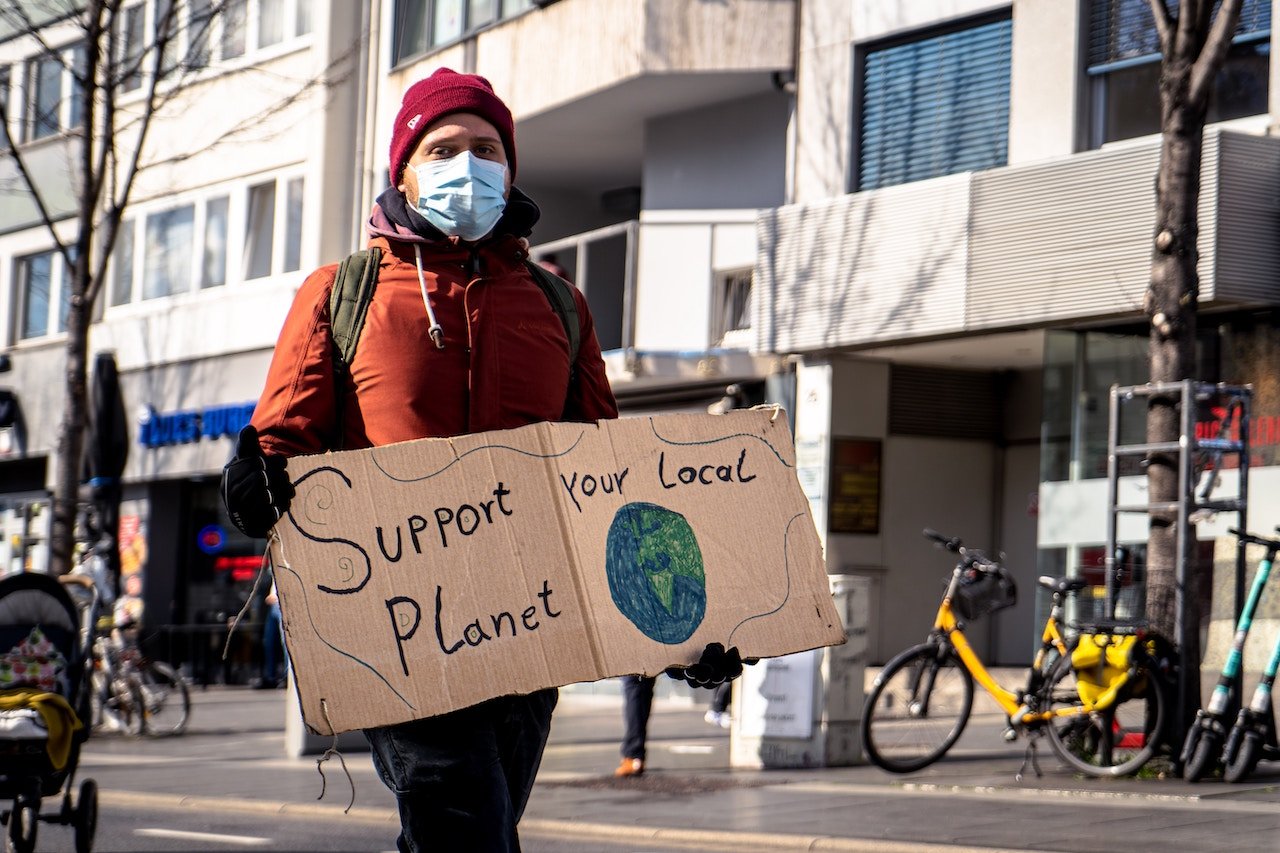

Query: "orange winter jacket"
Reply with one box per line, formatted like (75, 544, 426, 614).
(251, 230, 618, 458)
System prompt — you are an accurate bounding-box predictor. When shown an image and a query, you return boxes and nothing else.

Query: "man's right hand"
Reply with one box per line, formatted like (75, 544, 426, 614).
(221, 426, 294, 538)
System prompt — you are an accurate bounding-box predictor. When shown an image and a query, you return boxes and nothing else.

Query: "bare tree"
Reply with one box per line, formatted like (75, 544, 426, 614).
(1143, 0, 1244, 675)
(0, 0, 347, 575)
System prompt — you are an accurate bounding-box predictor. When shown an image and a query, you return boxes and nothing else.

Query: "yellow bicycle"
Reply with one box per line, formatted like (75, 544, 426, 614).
(862, 529, 1170, 778)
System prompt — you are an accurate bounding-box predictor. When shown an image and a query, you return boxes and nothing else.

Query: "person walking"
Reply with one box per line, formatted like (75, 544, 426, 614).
(704, 681, 732, 729)
(616, 675, 655, 777)
(257, 581, 283, 689)
(220, 68, 620, 853)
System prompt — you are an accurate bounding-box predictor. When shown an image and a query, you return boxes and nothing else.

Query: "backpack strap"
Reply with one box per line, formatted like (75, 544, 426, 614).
(524, 260, 580, 369)
(330, 248, 383, 371)
(328, 248, 382, 449)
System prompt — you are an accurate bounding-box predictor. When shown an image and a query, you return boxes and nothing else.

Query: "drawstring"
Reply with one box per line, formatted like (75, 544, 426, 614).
(412, 244, 446, 350)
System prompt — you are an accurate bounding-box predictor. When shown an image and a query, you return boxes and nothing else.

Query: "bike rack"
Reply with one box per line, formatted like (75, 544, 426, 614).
(1105, 381, 1252, 745)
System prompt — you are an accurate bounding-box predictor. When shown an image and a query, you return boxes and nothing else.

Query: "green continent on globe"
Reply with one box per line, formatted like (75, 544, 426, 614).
(605, 502, 707, 644)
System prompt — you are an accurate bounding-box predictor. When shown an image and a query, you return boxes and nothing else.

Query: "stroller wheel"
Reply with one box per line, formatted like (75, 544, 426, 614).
(74, 779, 97, 853)
(5, 791, 38, 853)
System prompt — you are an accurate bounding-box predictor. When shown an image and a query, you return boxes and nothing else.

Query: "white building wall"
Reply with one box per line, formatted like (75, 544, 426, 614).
(643, 92, 789, 211)
(1008, 0, 1083, 164)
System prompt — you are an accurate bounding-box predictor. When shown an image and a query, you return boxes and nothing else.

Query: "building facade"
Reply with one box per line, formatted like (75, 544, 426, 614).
(4, 0, 1277, 682)
(763, 0, 1280, 665)
(0, 0, 369, 680)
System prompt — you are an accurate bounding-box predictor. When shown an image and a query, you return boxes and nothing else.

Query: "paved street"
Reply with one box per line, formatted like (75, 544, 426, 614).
(46, 686, 1280, 852)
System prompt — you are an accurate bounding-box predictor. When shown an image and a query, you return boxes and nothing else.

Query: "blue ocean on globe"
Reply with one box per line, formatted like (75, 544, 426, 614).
(605, 502, 706, 644)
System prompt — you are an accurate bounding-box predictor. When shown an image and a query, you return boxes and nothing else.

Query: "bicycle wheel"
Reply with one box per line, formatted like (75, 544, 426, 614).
(137, 661, 191, 736)
(1224, 729, 1263, 784)
(862, 642, 974, 773)
(1044, 655, 1166, 777)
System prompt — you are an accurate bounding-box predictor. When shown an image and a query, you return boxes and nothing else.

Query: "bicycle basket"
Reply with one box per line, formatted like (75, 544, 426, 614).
(953, 566, 1017, 621)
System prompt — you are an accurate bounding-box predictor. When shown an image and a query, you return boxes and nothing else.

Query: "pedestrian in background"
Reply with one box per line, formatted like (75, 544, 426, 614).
(616, 674, 655, 777)
(257, 580, 283, 689)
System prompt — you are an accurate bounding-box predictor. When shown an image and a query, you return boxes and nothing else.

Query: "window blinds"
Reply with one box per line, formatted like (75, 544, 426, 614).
(859, 17, 1012, 192)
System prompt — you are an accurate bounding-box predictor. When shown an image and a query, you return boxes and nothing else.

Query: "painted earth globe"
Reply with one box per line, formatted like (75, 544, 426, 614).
(604, 502, 706, 644)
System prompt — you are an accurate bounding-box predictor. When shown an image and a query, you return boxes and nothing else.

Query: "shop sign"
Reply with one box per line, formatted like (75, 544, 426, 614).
(270, 409, 847, 735)
(828, 438, 881, 535)
(138, 402, 254, 448)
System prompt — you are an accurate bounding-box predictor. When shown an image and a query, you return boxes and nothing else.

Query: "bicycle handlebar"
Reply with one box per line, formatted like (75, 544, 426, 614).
(923, 529, 1000, 570)
(923, 528, 962, 552)
(1227, 527, 1280, 551)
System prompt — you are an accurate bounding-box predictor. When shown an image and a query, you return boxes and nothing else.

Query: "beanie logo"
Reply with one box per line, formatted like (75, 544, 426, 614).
(407, 114, 421, 130)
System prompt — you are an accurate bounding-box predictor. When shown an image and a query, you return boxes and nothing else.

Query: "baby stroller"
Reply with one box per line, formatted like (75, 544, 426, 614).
(0, 572, 99, 853)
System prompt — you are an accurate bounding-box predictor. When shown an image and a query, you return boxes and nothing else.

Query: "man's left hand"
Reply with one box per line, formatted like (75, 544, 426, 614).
(665, 643, 743, 688)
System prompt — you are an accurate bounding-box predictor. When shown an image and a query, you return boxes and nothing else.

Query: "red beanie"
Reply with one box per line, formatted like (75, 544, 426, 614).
(388, 68, 516, 186)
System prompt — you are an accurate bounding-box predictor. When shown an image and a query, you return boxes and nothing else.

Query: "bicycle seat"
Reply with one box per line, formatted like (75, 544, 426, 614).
(1038, 576, 1088, 595)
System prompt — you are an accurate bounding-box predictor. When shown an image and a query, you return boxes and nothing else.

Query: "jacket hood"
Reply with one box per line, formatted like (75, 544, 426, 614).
(367, 185, 541, 246)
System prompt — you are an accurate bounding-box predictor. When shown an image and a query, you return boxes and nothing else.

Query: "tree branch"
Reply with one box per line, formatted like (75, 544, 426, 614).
(1147, 0, 1173, 54)
(1190, 0, 1245, 107)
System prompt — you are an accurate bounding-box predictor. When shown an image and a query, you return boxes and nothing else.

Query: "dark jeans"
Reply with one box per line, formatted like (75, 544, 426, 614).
(364, 688, 558, 853)
(620, 675, 655, 760)
(261, 603, 283, 684)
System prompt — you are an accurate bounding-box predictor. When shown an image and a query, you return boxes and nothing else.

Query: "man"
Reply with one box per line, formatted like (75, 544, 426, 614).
(222, 68, 738, 851)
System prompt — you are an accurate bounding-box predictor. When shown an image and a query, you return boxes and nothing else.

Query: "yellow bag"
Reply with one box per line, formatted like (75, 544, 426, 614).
(1071, 634, 1136, 708)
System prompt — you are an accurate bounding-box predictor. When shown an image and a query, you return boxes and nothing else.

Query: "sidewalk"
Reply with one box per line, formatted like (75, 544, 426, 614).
(80, 686, 1280, 852)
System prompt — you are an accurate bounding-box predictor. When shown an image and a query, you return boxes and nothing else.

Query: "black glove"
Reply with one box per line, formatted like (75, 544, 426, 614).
(665, 643, 743, 688)
(221, 426, 294, 538)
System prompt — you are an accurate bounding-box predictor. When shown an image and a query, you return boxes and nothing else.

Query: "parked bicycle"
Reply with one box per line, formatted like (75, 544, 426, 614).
(90, 629, 191, 737)
(862, 529, 1172, 778)
(1182, 527, 1280, 782)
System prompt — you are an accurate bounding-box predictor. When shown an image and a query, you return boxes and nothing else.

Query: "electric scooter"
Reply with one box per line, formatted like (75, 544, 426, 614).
(1222, 540, 1280, 782)
(1181, 528, 1280, 782)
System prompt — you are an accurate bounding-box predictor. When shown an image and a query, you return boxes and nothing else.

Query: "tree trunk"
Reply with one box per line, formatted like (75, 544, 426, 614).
(1147, 32, 1212, 738)
(50, 275, 90, 577)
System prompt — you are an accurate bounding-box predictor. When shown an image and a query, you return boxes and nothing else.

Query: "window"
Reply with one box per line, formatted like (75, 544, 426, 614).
(259, 0, 285, 48)
(120, 4, 145, 92)
(393, 0, 536, 63)
(1088, 0, 1270, 147)
(0, 66, 10, 148)
(109, 176, 303, 304)
(202, 195, 229, 288)
(711, 269, 753, 345)
(222, 0, 248, 59)
(295, 0, 314, 36)
(25, 53, 62, 141)
(189, 0, 214, 68)
(110, 220, 135, 306)
(283, 178, 304, 273)
(156, 0, 179, 74)
(244, 181, 276, 280)
(67, 46, 86, 130)
(143, 205, 195, 299)
(16, 250, 71, 340)
(857, 15, 1012, 191)
(20, 43, 87, 141)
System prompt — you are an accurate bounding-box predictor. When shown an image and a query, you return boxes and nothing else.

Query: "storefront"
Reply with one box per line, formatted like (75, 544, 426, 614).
(1037, 310, 1280, 635)
(115, 349, 277, 685)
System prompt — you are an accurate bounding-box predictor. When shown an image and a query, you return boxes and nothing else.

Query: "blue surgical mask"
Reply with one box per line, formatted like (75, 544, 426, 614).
(410, 152, 508, 241)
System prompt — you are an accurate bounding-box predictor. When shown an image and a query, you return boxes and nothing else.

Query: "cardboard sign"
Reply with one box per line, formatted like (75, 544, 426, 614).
(270, 409, 846, 735)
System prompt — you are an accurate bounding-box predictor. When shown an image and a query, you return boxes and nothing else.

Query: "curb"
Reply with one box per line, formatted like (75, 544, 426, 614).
(99, 790, 1041, 853)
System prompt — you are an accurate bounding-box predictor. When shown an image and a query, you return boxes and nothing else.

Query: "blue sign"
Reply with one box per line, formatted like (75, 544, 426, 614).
(197, 525, 227, 555)
(138, 402, 255, 449)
